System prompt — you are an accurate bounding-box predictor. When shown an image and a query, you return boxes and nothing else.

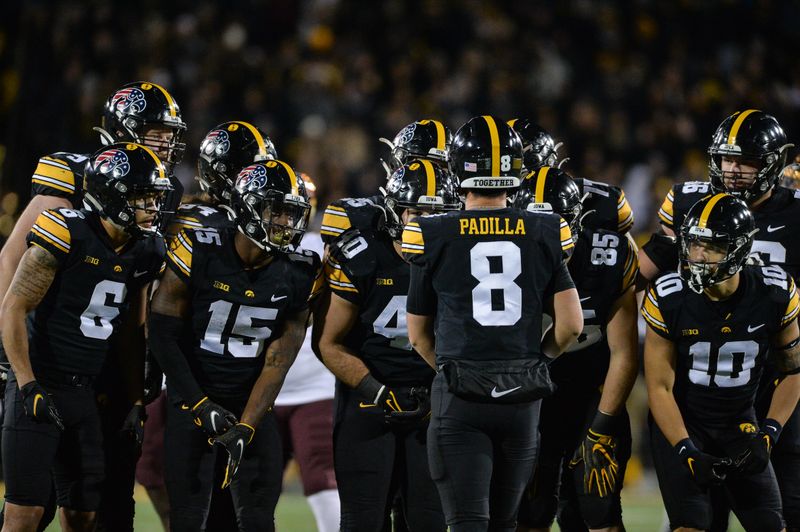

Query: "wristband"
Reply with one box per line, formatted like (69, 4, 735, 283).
(355, 374, 385, 405)
(763, 418, 783, 443)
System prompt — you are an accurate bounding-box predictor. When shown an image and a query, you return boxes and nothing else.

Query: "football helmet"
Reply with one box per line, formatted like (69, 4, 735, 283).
(513, 166, 583, 244)
(679, 193, 755, 293)
(197, 121, 277, 203)
(508, 118, 563, 172)
(381, 159, 462, 239)
(97, 81, 187, 167)
(379, 119, 451, 175)
(229, 160, 311, 252)
(83, 143, 174, 238)
(708, 110, 793, 203)
(450, 115, 523, 190)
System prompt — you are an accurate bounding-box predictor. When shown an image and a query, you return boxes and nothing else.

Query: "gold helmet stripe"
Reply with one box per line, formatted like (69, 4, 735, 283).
(275, 160, 299, 195)
(433, 120, 446, 151)
(534, 166, 551, 204)
(233, 121, 267, 158)
(482, 115, 500, 177)
(507, 118, 518, 129)
(727, 109, 759, 145)
(146, 82, 178, 118)
(698, 193, 727, 229)
(136, 143, 167, 180)
(421, 159, 436, 197)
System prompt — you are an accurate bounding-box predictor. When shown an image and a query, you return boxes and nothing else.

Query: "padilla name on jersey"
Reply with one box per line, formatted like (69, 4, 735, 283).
(658, 181, 800, 278)
(167, 202, 234, 239)
(402, 208, 574, 362)
(30, 152, 90, 206)
(326, 221, 433, 386)
(319, 195, 385, 245)
(574, 178, 634, 234)
(642, 266, 800, 426)
(26, 208, 165, 376)
(166, 227, 321, 401)
(548, 227, 638, 387)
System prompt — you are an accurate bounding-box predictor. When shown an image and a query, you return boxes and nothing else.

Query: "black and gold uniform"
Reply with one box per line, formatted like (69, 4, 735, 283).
(519, 227, 638, 529)
(325, 203, 444, 531)
(2, 207, 163, 509)
(168, 203, 233, 238)
(643, 267, 798, 530)
(30, 152, 89, 206)
(574, 178, 634, 235)
(162, 226, 320, 531)
(320, 195, 384, 245)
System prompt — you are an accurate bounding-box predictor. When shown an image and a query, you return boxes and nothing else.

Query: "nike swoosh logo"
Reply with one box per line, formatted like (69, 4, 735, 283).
(747, 324, 765, 333)
(210, 411, 219, 433)
(491, 386, 521, 398)
(767, 225, 786, 233)
(271, 294, 287, 302)
(580, 296, 591, 302)
(133, 270, 149, 278)
(236, 439, 244, 457)
(33, 394, 43, 416)
(679, 445, 686, 454)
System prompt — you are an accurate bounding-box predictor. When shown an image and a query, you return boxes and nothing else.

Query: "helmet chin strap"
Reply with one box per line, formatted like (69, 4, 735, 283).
(93, 126, 116, 146)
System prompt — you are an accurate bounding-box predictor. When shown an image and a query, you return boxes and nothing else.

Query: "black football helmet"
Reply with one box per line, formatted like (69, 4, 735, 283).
(708, 110, 793, 204)
(450, 115, 523, 191)
(381, 159, 462, 239)
(679, 193, 756, 293)
(379, 119, 452, 176)
(229, 160, 310, 252)
(197, 121, 278, 203)
(507, 118, 563, 172)
(513, 166, 583, 244)
(83, 143, 174, 238)
(97, 81, 187, 167)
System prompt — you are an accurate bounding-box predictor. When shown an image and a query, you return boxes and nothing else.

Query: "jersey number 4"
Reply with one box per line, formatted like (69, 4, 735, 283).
(470, 242, 522, 326)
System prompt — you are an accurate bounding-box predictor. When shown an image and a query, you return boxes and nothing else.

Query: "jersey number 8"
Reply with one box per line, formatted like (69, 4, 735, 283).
(470, 242, 522, 326)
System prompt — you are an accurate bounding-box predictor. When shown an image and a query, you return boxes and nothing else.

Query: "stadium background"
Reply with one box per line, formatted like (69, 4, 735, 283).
(0, 1, 798, 530)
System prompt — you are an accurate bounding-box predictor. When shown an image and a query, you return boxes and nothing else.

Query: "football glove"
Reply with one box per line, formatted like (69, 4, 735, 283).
(674, 438, 731, 487)
(212, 422, 255, 489)
(733, 419, 782, 476)
(120, 404, 147, 448)
(191, 397, 237, 436)
(384, 387, 431, 426)
(142, 352, 163, 405)
(569, 411, 619, 498)
(20, 381, 64, 431)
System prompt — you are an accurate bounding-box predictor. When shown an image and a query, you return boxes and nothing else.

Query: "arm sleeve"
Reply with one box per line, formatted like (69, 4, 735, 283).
(148, 313, 205, 407)
(26, 210, 72, 267)
(641, 231, 679, 273)
(407, 263, 436, 315)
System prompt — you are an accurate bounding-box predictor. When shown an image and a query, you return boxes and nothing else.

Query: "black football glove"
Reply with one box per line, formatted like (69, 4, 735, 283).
(20, 381, 64, 431)
(733, 419, 781, 476)
(384, 387, 432, 426)
(142, 353, 163, 405)
(120, 404, 147, 448)
(675, 438, 731, 487)
(212, 422, 255, 489)
(191, 397, 237, 436)
(569, 411, 619, 498)
(355, 374, 414, 422)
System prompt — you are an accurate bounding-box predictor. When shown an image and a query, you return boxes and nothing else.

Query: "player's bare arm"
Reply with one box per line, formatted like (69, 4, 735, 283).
(1, 244, 59, 386)
(644, 327, 689, 446)
(239, 307, 310, 428)
(315, 292, 372, 388)
(767, 318, 800, 426)
(407, 312, 435, 369)
(599, 286, 639, 415)
(541, 287, 583, 358)
(150, 265, 189, 318)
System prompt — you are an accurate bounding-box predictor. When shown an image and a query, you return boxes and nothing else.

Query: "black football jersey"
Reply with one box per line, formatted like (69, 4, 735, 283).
(402, 208, 575, 363)
(167, 202, 234, 240)
(26, 208, 164, 376)
(326, 215, 434, 386)
(320, 195, 385, 245)
(548, 228, 638, 387)
(642, 266, 800, 426)
(166, 227, 322, 400)
(657, 182, 800, 279)
(30, 152, 90, 207)
(575, 178, 634, 234)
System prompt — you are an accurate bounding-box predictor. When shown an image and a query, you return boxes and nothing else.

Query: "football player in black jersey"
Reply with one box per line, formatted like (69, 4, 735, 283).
(508, 118, 634, 235)
(149, 160, 320, 532)
(513, 168, 639, 532)
(320, 119, 451, 245)
(1, 143, 172, 532)
(314, 159, 460, 531)
(639, 110, 800, 530)
(644, 193, 800, 532)
(403, 115, 583, 532)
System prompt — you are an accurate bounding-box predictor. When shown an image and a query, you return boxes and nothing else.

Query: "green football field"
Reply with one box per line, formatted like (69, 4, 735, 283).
(26, 482, 746, 531)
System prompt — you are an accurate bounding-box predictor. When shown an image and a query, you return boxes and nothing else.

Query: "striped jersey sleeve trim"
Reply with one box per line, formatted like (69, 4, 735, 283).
(783, 278, 800, 326)
(657, 190, 675, 227)
(30, 210, 71, 253)
(401, 222, 425, 255)
(617, 192, 634, 232)
(167, 231, 193, 277)
(320, 205, 352, 237)
(621, 237, 639, 292)
(559, 218, 575, 251)
(32, 157, 76, 192)
(641, 289, 668, 334)
(325, 257, 358, 293)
